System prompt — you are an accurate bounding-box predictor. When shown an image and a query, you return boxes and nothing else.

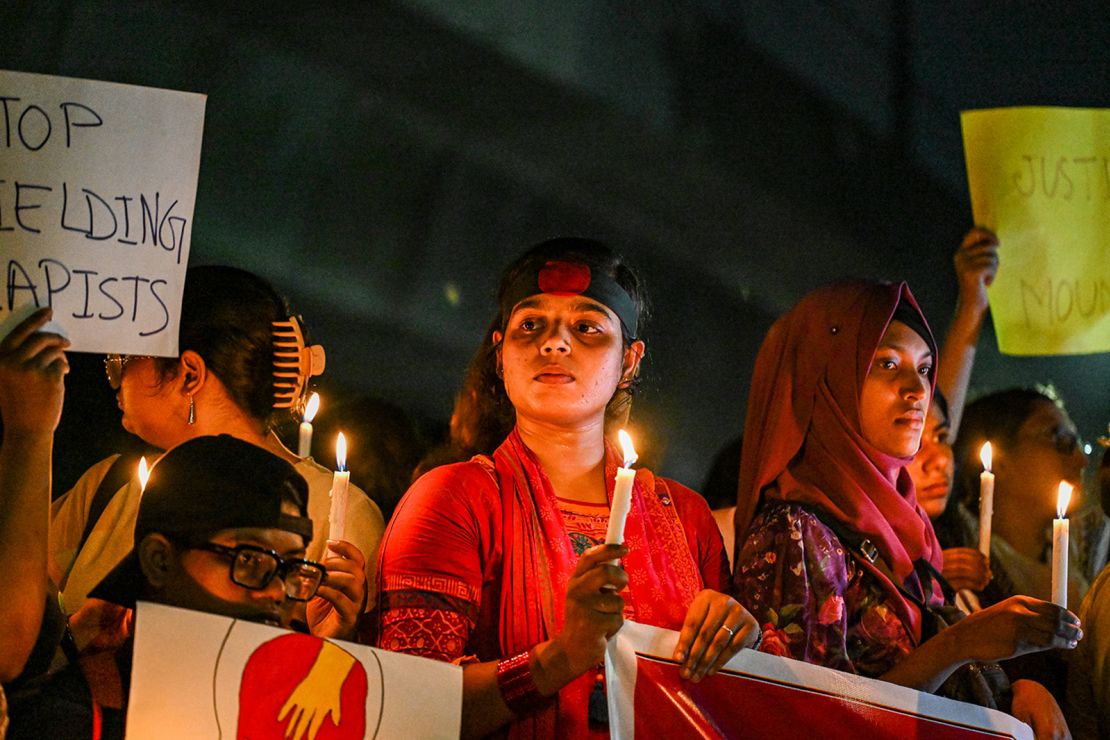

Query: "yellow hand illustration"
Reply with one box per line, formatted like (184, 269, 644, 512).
(276, 641, 358, 740)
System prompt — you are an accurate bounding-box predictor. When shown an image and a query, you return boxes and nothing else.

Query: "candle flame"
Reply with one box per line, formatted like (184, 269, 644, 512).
(617, 429, 638, 468)
(1056, 481, 1073, 519)
(979, 441, 993, 472)
(138, 456, 150, 493)
(303, 392, 320, 423)
(336, 432, 347, 472)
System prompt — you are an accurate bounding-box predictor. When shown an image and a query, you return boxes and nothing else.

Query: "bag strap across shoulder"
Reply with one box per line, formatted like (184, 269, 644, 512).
(75, 453, 139, 556)
(802, 505, 955, 611)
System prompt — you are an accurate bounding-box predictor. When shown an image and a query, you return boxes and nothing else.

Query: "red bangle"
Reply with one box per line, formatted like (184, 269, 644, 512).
(496, 650, 552, 715)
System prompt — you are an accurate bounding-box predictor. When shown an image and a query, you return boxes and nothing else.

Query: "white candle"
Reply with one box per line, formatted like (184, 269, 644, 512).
(298, 392, 320, 458)
(328, 432, 350, 550)
(978, 442, 994, 558)
(604, 430, 638, 546)
(137, 456, 150, 495)
(1051, 481, 1072, 608)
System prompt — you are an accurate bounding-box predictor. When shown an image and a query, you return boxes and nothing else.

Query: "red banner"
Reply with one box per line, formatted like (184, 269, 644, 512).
(606, 622, 1032, 740)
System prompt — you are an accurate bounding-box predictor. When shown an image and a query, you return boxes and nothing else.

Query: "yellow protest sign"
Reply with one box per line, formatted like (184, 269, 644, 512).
(961, 107, 1110, 355)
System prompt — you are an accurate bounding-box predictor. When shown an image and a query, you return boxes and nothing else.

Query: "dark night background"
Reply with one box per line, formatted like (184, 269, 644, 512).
(2, 1, 1107, 500)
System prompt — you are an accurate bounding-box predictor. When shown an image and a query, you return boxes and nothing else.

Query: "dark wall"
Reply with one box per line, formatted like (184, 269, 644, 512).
(4, 1, 1106, 496)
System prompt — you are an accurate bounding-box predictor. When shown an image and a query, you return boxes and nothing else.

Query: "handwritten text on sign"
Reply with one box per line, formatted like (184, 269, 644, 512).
(0, 70, 205, 354)
(961, 107, 1110, 356)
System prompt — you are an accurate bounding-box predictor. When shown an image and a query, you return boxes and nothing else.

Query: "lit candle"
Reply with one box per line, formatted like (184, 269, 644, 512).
(298, 392, 320, 458)
(137, 456, 150, 494)
(1051, 481, 1072, 608)
(328, 432, 350, 551)
(604, 430, 638, 546)
(978, 442, 994, 559)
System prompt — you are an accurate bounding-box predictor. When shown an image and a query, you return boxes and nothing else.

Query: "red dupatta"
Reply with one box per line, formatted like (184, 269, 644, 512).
(732, 281, 944, 642)
(493, 428, 702, 737)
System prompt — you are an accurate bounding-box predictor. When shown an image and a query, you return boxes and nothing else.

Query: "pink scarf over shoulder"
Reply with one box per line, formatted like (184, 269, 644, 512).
(492, 429, 702, 736)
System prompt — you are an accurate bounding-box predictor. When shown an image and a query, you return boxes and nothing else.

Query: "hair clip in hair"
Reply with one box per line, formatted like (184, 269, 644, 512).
(272, 317, 326, 409)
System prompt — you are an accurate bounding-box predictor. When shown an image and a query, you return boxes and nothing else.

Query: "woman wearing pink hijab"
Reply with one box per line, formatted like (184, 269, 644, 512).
(732, 280, 1078, 737)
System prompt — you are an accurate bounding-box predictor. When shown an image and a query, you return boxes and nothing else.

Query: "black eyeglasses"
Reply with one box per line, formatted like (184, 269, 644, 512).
(189, 542, 327, 602)
(1039, 427, 1084, 456)
(103, 354, 155, 390)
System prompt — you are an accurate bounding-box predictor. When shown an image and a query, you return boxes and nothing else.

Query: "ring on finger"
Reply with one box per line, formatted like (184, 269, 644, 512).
(720, 624, 736, 640)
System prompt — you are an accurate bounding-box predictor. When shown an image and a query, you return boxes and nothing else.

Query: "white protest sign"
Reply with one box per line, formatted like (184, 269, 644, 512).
(128, 602, 462, 739)
(0, 70, 205, 354)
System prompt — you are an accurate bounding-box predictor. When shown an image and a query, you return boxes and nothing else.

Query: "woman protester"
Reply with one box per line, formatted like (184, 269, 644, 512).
(903, 226, 998, 604)
(906, 392, 991, 596)
(377, 238, 756, 738)
(953, 387, 1092, 608)
(1067, 436, 1110, 740)
(732, 280, 1079, 738)
(50, 266, 383, 645)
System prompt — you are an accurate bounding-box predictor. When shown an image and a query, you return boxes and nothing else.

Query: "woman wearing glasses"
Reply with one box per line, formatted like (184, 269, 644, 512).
(49, 266, 382, 646)
(952, 387, 1092, 608)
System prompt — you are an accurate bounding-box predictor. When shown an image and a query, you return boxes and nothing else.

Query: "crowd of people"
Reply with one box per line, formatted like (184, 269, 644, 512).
(0, 231, 1106, 739)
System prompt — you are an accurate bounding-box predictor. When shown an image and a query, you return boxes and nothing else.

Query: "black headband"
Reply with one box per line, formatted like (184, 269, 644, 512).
(891, 300, 936, 359)
(500, 259, 639, 340)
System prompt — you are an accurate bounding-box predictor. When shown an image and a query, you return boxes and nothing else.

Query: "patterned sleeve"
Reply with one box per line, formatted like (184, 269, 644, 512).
(732, 503, 856, 673)
(375, 462, 498, 663)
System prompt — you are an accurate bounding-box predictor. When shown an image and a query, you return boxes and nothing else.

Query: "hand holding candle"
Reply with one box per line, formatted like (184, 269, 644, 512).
(298, 392, 320, 458)
(1051, 481, 1072, 608)
(978, 442, 994, 559)
(604, 430, 638, 547)
(328, 432, 350, 555)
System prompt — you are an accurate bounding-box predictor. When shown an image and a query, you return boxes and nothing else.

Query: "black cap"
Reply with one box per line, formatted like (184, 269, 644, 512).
(89, 435, 313, 608)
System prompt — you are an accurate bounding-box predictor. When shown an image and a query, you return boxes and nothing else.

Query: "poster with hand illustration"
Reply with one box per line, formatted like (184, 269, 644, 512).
(128, 602, 461, 739)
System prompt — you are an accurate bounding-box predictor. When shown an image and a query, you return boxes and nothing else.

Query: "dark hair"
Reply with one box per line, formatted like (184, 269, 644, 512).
(312, 396, 428, 523)
(932, 388, 949, 425)
(952, 386, 1063, 513)
(701, 435, 743, 510)
(153, 266, 292, 425)
(450, 238, 648, 457)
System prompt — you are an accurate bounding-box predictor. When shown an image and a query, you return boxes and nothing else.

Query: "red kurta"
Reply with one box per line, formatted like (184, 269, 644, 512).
(377, 429, 727, 737)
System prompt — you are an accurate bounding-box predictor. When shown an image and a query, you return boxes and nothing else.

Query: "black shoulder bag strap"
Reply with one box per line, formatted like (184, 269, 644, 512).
(802, 505, 955, 615)
(802, 505, 1012, 710)
(75, 453, 138, 556)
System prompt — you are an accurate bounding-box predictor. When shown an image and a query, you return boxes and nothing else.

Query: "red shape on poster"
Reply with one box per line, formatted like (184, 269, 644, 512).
(238, 633, 367, 740)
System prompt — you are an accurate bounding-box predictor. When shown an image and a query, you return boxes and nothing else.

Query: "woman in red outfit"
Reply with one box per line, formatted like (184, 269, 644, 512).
(377, 238, 756, 738)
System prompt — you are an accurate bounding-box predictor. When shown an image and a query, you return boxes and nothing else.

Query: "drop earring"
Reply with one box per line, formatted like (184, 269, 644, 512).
(187, 396, 196, 425)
